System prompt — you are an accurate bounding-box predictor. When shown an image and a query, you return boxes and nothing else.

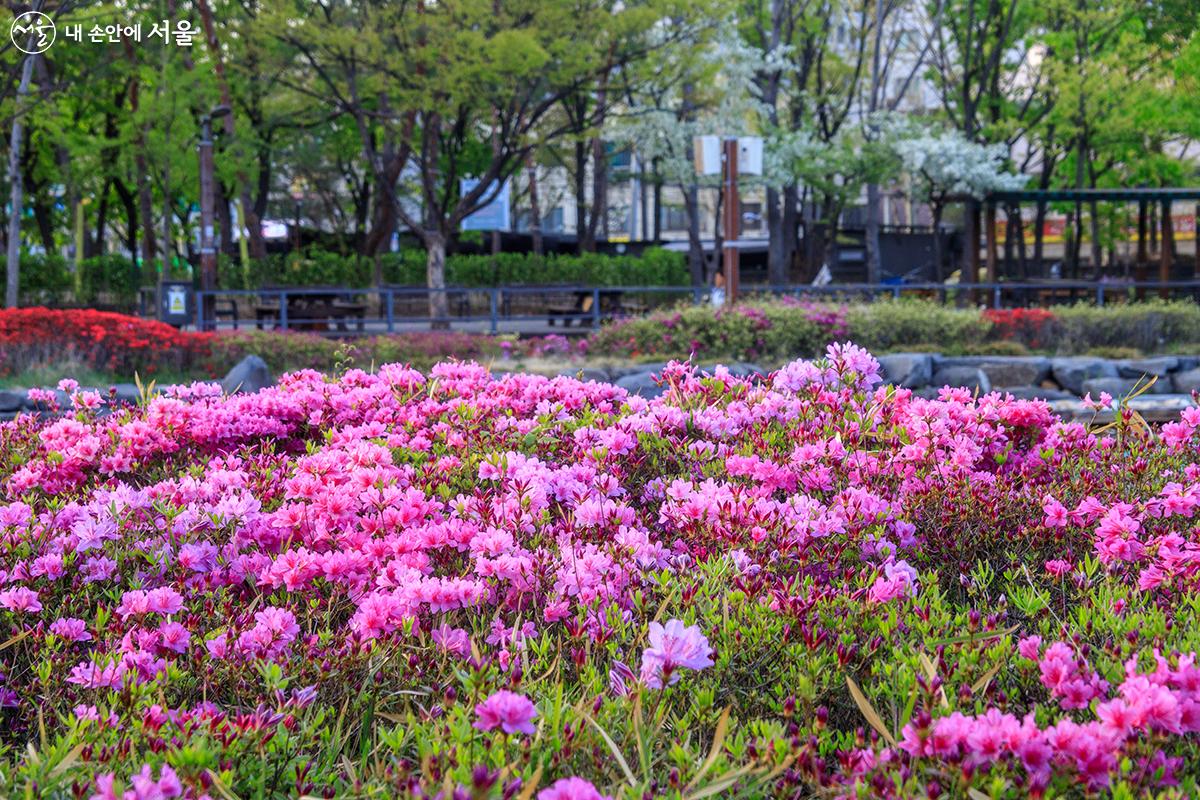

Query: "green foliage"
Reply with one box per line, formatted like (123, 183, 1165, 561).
(589, 302, 830, 363)
(78, 254, 143, 307)
(17, 253, 72, 305)
(843, 300, 993, 354)
(217, 248, 687, 289)
(1053, 301, 1200, 354)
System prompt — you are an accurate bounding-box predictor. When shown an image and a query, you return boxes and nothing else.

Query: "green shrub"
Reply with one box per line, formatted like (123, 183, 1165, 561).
(962, 340, 1032, 356)
(1084, 345, 1144, 359)
(1052, 300, 1200, 354)
(78, 254, 143, 307)
(18, 253, 72, 304)
(589, 302, 831, 363)
(843, 299, 992, 353)
(218, 248, 687, 289)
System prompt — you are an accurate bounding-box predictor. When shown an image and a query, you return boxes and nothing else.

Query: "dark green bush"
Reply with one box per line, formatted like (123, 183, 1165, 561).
(844, 300, 992, 352)
(1052, 300, 1200, 354)
(18, 253, 72, 304)
(217, 248, 687, 289)
(78, 254, 142, 307)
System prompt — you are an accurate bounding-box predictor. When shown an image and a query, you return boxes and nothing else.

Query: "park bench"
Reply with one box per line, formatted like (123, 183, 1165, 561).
(544, 288, 638, 327)
(254, 286, 367, 332)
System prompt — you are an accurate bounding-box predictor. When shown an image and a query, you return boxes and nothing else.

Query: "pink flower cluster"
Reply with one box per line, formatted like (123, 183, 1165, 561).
(870, 643, 1200, 793)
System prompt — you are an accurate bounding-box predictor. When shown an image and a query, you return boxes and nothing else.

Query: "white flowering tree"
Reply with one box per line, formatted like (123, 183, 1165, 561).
(892, 127, 1028, 280)
(611, 31, 782, 285)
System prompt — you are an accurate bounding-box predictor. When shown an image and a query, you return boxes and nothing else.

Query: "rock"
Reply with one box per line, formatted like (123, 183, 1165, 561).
(1176, 356, 1200, 372)
(0, 389, 25, 412)
(23, 390, 68, 410)
(221, 355, 274, 395)
(975, 357, 1051, 388)
(996, 386, 1075, 401)
(1172, 367, 1200, 395)
(1051, 357, 1118, 394)
(1051, 394, 1196, 424)
(558, 367, 611, 383)
(1117, 356, 1179, 379)
(930, 366, 991, 395)
(608, 362, 668, 382)
(112, 383, 143, 405)
(1080, 377, 1144, 399)
(877, 353, 934, 389)
(615, 369, 665, 398)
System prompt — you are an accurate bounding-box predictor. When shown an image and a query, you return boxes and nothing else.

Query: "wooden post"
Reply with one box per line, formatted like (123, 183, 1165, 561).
(1159, 200, 1172, 299)
(985, 201, 999, 284)
(722, 137, 740, 304)
(1136, 199, 1148, 300)
(963, 198, 981, 306)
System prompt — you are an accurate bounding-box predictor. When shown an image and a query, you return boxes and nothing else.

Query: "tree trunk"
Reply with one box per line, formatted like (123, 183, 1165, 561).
(527, 155, 543, 255)
(586, 136, 607, 247)
(426, 231, 449, 330)
(1089, 200, 1102, 277)
(683, 185, 705, 286)
(652, 158, 662, 241)
(766, 186, 787, 285)
(865, 182, 882, 283)
(781, 184, 799, 280)
(1033, 200, 1046, 276)
(195, 0, 265, 259)
(5, 48, 35, 308)
(931, 203, 945, 282)
(575, 141, 591, 252)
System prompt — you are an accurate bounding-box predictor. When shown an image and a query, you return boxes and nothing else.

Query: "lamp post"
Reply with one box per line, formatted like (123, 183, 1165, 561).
(198, 104, 231, 330)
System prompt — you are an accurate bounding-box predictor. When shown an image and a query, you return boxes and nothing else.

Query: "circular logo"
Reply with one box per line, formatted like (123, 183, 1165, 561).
(11, 11, 55, 54)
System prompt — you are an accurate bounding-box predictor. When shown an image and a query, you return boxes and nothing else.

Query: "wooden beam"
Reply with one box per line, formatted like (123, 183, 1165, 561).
(985, 201, 999, 284)
(1159, 200, 1172, 298)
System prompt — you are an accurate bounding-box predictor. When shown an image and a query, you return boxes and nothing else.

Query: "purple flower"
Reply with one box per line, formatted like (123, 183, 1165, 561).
(431, 624, 472, 659)
(474, 690, 537, 735)
(639, 619, 714, 689)
(538, 777, 613, 800)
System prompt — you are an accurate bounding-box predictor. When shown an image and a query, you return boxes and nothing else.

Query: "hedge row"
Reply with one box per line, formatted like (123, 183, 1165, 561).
(217, 247, 687, 289)
(586, 299, 1200, 364)
(19, 254, 143, 307)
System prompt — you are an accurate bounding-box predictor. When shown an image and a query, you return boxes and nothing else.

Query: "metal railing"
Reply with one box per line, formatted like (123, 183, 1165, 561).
(190, 279, 1200, 334)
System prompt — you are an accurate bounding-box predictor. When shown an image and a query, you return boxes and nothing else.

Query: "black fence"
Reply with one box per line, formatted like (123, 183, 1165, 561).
(187, 279, 1200, 334)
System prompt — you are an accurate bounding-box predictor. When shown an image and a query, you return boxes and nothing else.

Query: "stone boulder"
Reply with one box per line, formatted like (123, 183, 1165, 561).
(1172, 367, 1200, 395)
(1116, 356, 1179, 379)
(0, 389, 24, 412)
(1080, 377, 1145, 399)
(1051, 357, 1118, 395)
(996, 386, 1075, 401)
(930, 366, 991, 395)
(877, 353, 934, 389)
(221, 356, 274, 395)
(615, 369, 665, 398)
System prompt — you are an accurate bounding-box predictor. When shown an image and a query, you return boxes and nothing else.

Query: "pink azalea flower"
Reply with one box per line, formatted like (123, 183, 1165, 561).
(537, 777, 613, 800)
(639, 619, 714, 689)
(473, 690, 537, 735)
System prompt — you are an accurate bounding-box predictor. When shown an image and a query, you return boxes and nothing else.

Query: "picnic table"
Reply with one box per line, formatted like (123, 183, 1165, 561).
(254, 287, 367, 332)
(514, 287, 645, 327)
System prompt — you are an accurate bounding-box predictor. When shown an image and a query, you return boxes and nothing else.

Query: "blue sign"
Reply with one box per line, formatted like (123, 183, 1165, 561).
(460, 179, 510, 231)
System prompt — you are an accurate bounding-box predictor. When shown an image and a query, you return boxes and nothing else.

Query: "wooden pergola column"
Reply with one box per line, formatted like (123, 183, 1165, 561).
(985, 200, 999, 285)
(1159, 200, 1173, 298)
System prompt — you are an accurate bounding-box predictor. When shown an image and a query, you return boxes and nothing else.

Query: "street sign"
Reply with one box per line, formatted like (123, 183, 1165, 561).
(738, 137, 763, 175)
(694, 135, 721, 175)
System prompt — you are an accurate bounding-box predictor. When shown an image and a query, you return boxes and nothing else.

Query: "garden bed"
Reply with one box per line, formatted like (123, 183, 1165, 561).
(2, 346, 1200, 795)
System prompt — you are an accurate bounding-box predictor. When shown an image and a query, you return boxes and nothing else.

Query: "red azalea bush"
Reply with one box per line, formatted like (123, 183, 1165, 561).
(0, 307, 214, 377)
(985, 308, 1060, 349)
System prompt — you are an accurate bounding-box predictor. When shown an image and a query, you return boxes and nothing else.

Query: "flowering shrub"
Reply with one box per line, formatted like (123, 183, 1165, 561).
(0, 307, 214, 377)
(4, 344, 1200, 796)
(984, 307, 1059, 349)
